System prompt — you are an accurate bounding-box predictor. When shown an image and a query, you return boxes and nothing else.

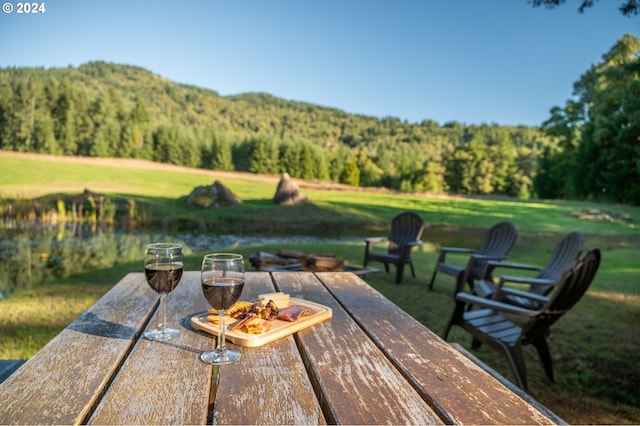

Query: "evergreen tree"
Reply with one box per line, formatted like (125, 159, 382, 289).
(299, 144, 316, 180)
(51, 78, 78, 154)
(248, 136, 272, 174)
(340, 155, 360, 187)
(278, 140, 302, 176)
(209, 133, 234, 171)
(490, 132, 518, 195)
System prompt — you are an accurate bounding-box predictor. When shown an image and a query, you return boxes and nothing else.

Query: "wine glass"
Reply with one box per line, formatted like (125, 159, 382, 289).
(199, 253, 245, 365)
(143, 243, 184, 341)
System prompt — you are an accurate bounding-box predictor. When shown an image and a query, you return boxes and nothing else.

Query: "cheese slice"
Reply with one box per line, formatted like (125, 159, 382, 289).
(258, 292, 290, 308)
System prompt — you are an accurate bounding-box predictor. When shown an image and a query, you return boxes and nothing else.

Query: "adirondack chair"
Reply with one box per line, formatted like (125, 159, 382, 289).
(363, 211, 424, 284)
(474, 231, 584, 309)
(428, 221, 517, 291)
(442, 249, 601, 391)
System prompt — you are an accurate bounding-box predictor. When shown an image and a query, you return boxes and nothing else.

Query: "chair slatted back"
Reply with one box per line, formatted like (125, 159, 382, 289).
(468, 221, 518, 279)
(388, 212, 424, 255)
(524, 249, 601, 340)
(534, 231, 584, 295)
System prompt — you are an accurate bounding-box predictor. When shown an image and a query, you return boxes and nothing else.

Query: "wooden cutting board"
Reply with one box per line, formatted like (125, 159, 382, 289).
(191, 298, 332, 347)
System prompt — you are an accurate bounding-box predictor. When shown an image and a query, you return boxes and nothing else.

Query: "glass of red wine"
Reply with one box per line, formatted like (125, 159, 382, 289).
(200, 253, 245, 365)
(143, 243, 184, 341)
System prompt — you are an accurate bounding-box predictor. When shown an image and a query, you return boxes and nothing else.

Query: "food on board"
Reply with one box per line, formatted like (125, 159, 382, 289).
(204, 293, 317, 334)
(242, 317, 272, 334)
(258, 292, 290, 308)
(206, 314, 237, 326)
(278, 305, 312, 322)
(208, 300, 253, 316)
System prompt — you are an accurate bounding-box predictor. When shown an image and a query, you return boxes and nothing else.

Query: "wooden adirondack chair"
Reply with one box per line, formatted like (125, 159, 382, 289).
(363, 211, 424, 284)
(442, 249, 601, 391)
(428, 221, 518, 291)
(474, 231, 584, 309)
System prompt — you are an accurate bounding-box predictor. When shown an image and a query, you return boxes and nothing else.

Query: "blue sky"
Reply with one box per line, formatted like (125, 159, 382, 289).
(0, 0, 637, 126)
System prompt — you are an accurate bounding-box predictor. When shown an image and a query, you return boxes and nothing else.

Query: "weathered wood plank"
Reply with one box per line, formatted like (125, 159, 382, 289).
(88, 271, 212, 425)
(0, 273, 156, 425)
(315, 272, 558, 425)
(272, 271, 443, 425)
(211, 271, 325, 425)
(451, 342, 567, 425)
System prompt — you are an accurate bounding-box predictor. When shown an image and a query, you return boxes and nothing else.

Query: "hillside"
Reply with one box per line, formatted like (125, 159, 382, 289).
(3, 36, 638, 207)
(1, 61, 543, 141)
(0, 61, 551, 198)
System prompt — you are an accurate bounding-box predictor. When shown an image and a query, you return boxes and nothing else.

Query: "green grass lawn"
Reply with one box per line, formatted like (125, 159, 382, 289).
(1, 152, 639, 424)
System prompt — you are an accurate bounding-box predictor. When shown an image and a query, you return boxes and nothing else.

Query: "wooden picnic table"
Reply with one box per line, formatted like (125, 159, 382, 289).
(0, 271, 562, 425)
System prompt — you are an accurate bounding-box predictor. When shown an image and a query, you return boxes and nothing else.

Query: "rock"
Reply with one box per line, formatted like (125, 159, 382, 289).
(186, 180, 242, 208)
(273, 173, 307, 205)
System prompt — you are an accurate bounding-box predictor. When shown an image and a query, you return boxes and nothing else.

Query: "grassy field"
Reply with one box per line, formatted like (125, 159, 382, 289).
(1, 151, 640, 424)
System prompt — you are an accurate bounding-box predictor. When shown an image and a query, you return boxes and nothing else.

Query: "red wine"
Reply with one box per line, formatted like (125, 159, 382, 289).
(202, 277, 245, 311)
(145, 263, 184, 294)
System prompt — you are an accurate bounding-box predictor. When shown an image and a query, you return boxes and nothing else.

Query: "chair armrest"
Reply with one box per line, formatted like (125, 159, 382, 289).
(365, 237, 387, 251)
(399, 240, 423, 260)
(469, 253, 509, 269)
(496, 287, 550, 304)
(437, 246, 475, 262)
(493, 276, 556, 304)
(470, 254, 508, 262)
(455, 292, 540, 317)
(440, 246, 475, 254)
(498, 275, 555, 288)
(365, 237, 387, 244)
(482, 260, 542, 280)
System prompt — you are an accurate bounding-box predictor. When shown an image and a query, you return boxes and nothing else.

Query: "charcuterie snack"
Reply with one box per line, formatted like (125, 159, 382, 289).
(191, 295, 332, 347)
(208, 293, 315, 334)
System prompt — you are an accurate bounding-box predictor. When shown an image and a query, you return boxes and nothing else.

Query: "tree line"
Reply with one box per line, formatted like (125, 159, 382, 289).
(0, 34, 638, 204)
(535, 34, 640, 205)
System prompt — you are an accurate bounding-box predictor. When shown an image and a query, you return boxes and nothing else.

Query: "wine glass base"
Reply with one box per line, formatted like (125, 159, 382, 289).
(200, 349, 241, 365)
(144, 327, 180, 341)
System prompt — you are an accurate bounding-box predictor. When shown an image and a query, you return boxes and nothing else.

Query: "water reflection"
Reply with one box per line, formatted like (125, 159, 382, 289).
(0, 221, 180, 299)
(0, 221, 354, 299)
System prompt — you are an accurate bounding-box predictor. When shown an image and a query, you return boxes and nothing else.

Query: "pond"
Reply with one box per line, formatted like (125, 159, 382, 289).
(0, 221, 355, 299)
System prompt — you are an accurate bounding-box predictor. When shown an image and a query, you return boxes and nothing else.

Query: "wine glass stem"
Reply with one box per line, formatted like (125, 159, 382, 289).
(217, 310, 227, 352)
(159, 293, 168, 331)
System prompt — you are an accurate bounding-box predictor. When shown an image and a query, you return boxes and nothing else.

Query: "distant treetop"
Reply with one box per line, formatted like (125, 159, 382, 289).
(529, 0, 638, 16)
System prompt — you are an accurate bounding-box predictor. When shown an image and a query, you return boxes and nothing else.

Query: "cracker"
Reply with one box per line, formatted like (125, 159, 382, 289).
(206, 314, 237, 326)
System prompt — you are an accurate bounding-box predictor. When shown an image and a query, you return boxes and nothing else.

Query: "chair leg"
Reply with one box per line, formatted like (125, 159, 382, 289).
(442, 301, 465, 340)
(442, 321, 453, 340)
(409, 261, 416, 278)
(428, 269, 437, 291)
(505, 346, 529, 391)
(395, 263, 405, 284)
(532, 336, 555, 383)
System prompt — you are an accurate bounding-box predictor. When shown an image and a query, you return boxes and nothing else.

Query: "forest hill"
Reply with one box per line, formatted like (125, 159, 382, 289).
(1, 34, 638, 205)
